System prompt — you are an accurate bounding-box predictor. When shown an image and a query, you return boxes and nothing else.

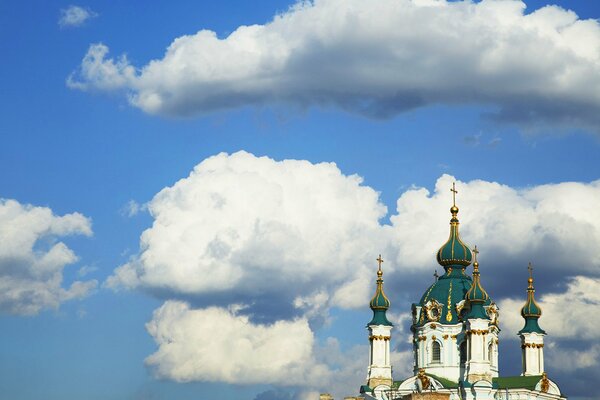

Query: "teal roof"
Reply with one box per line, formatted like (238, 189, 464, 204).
(436, 206, 472, 268)
(519, 318, 546, 335)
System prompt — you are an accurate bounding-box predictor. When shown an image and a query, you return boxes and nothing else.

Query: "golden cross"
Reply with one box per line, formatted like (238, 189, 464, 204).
(376, 254, 384, 271)
(472, 245, 479, 259)
(450, 182, 458, 206)
(528, 262, 533, 279)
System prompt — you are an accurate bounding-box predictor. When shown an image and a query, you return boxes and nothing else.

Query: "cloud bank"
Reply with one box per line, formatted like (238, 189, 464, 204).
(69, 0, 600, 130)
(0, 199, 96, 315)
(111, 151, 600, 394)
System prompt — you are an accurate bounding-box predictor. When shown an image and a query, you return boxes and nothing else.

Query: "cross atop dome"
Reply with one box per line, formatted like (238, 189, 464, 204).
(436, 182, 472, 269)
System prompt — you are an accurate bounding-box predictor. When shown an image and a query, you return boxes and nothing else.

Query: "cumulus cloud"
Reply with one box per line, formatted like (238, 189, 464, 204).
(107, 151, 388, 315)
(146, 300, 411, 396)
(0, 199, 96, 315)
(59, 5, 97, 28)
(145, 300, 329, 384)
(68, 0, 600, 130)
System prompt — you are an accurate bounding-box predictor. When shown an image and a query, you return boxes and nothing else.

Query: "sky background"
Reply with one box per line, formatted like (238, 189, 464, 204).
(1, 1, 600, 399)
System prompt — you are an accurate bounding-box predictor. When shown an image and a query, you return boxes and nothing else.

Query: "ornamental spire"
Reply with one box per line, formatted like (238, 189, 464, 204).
(368, 254, 392, 326)
(436, 182, 472, 269)
(519, 262, 545, 334)
(465, 246, 490, 320)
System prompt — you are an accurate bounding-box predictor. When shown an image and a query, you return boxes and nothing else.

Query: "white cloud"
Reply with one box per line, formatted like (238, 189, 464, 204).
(59, 5, 97, 28)
(499, 276, 600, 340)
(145, 300, 329, 385)
(0, 199, 96, 315)
(69, 0, 600, 129)
(107, 151, 387, 312)
(120, 199, 147, 218)
(146, 300, 411, 396)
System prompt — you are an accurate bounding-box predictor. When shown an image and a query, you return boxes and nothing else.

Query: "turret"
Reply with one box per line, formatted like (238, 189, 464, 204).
(366, 255, 393, 391)
(519, 263, 546, 376)
(464, 246, 494, 384)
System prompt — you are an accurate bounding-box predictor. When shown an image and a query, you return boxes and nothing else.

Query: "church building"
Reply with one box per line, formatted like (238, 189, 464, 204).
(355, 185, 566, 400)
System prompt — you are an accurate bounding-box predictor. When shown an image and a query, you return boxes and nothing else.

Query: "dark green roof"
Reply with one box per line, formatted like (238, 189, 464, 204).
(493, 375, 542, 390)
(359, 385, 373, 393)
(427, 374, 459, 389)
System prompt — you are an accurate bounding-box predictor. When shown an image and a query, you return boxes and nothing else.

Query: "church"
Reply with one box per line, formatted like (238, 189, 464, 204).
(335, 184, 566, 400)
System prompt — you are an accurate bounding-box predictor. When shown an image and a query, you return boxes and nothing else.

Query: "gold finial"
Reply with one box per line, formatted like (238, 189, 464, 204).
(376, 254, 384, 278)
(528, 262, 534, 288)
(450, 182, 459, 215)
(472, 245, 479, 271)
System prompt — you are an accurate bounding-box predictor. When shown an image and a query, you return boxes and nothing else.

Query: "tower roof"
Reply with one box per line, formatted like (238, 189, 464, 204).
(436, 183, 472, 268)
(465, 246, 489, 303)
(465, 246, 490, 320)
(368, 255, 392, 326)
(519, 263, 545, 335)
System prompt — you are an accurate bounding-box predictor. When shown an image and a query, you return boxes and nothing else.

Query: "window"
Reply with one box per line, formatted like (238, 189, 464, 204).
(432, 341, 441, 363)
(488, 343, 494, 365)
(460, 341, 467, 364)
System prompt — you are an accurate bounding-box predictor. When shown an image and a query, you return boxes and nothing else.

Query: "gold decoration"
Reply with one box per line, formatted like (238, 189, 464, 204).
(540, 372, 550, 393)
(442, 334, 449, 340)
(446, 281, 454, 322)
(417, 368, 431, 391)
(369, 335, 391, 341)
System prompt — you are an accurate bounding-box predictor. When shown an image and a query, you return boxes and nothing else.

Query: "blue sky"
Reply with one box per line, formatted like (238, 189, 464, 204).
(1, 1, 600, 399)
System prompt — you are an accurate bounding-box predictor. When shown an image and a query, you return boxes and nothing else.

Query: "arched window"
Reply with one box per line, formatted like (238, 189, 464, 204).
(488, 343, 494, 365)
(432, 341, 441, 363)
(460, 341, 467, 364)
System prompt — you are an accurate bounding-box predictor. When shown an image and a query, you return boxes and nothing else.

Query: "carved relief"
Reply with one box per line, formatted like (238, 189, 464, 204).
(540, 372, 550, 393)
(486, 302, 499, 325)
(416, 368, 431, 393)
(424, 299, 443, 322)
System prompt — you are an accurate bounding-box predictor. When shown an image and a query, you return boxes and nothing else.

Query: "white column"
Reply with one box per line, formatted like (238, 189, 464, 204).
(465, 319, 492, 383)
(367, 325, 393, 388)
(521, 332, 545, 376)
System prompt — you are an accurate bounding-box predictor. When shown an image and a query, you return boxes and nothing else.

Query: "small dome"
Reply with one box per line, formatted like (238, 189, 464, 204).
(518, 264, 545, 335)
(465, 254, 488, 303)
(368, 256, 392, 326)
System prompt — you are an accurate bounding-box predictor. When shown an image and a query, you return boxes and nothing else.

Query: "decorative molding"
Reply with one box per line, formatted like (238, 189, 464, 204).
(369, 335, 391, 341)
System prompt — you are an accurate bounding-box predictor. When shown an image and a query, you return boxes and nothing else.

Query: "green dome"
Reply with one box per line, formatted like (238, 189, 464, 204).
(519, 268, 545, 335)
(417, 268, 475, 325)
(436, 206, 472, 268)
(465, 251, 491, 320)
(368, 258, 392, 326)
(465, 256, 488, 303)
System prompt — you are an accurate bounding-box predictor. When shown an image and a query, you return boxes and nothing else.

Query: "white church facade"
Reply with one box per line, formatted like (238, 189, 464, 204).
(330, 185, 566, 400)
